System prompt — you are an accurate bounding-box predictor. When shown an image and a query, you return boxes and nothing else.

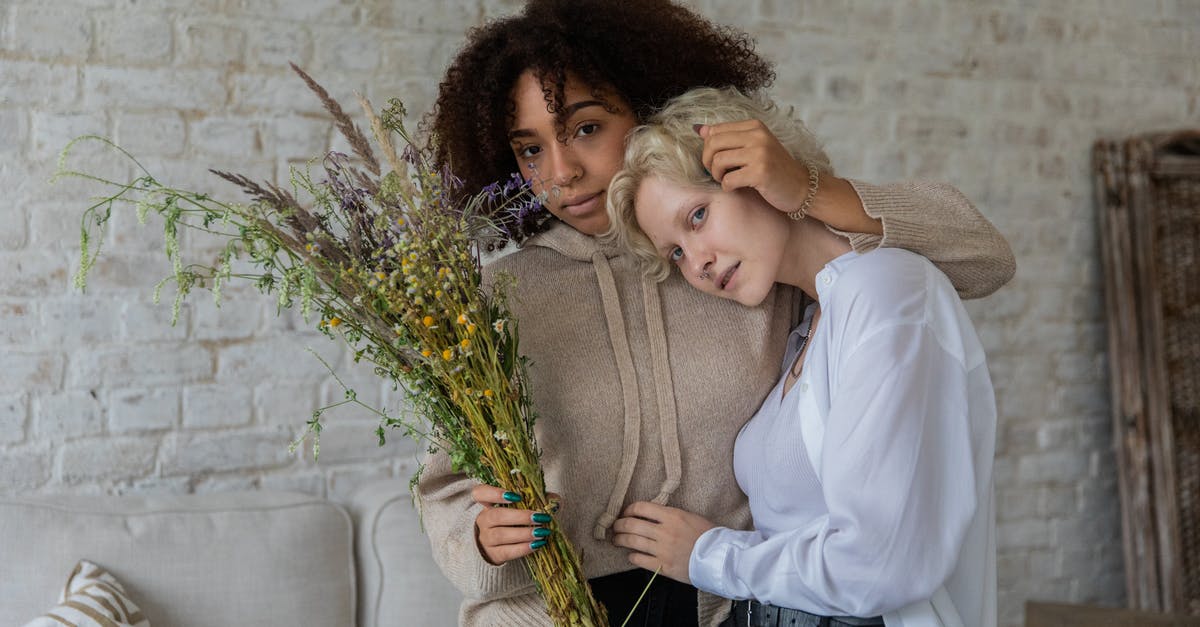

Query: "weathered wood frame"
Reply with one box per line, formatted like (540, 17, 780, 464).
(1094, 131, 1200, 614)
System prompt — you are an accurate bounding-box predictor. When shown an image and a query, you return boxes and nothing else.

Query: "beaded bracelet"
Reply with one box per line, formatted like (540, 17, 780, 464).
(788, 162, 821, 221)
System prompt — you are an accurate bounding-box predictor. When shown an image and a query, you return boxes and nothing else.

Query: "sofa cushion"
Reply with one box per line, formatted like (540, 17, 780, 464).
(0, 491, 355, 627)
(347, 478, 461, 626)
(22, 560, 150, 627)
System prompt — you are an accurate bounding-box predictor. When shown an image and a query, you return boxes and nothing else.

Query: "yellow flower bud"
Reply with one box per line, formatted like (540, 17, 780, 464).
(423, 316, 435, 327)
(442, 349, 454, 361)
(457, 313, 468, 325)
(483, 389, 494, 398)
(467, 323, 477, 335)
(421, 349, 432, 358)
(460, 339, 471, 349)
(327, 317, 342, 328)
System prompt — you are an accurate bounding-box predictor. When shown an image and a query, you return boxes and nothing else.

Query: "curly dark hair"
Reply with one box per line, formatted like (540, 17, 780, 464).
(425, 0, 775, 209)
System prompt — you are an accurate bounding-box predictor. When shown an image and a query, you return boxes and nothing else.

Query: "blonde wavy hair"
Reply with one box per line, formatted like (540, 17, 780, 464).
(604, 86, 833, 281)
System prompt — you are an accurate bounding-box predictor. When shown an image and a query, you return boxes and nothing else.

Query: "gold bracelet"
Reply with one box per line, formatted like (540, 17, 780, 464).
(788, 162, 820, 221)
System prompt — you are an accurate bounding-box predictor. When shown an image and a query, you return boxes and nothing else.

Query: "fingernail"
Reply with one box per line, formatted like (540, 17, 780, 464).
(531, 512, 552, 524)
(692, 123, 704, 134)
(530, 539, 548, 550)
(533, 527, 552, 539)
(502, 491, 522, 503)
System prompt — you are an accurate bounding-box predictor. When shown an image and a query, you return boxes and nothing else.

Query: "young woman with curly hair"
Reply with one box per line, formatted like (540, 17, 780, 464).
(414, 2, 1014, 625)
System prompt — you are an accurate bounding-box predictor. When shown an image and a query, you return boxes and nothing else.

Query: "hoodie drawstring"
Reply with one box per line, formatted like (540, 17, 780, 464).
(642, 276, 682, 505)
(590, 252, 643, 540)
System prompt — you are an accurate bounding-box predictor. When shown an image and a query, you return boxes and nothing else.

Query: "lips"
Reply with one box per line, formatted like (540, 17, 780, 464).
(719, 262, 739, 290)
(558, 191, 602, 216)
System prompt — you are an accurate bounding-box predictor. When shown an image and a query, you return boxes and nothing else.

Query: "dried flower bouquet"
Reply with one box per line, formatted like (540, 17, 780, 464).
(56, 64, 608, 626)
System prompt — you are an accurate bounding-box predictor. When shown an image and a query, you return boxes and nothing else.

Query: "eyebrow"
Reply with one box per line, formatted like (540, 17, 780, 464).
(508, 100, 609, 141)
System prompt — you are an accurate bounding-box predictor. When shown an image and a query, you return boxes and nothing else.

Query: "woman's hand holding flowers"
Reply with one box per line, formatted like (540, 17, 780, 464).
(472, 484, 560, 565)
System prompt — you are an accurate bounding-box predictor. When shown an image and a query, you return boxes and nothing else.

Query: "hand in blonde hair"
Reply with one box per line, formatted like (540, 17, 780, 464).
(698, 119, 817, 215)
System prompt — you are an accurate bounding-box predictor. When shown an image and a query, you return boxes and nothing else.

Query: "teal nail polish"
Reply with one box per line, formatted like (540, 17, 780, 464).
(532, 527, 552, 539)
(502, 491, 522, 503)
(531, 512, 552, 524)
(530, 539, 548, 550)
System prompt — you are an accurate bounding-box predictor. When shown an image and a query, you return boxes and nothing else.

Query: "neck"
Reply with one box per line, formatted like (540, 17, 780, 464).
(775, 218, 853, 300)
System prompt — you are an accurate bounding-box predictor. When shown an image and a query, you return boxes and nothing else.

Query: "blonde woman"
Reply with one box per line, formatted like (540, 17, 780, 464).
(606, 87, 997, 627)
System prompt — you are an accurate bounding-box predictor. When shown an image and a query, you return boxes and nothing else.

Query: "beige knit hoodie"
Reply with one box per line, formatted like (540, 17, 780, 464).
(415, 180, 1015, 627)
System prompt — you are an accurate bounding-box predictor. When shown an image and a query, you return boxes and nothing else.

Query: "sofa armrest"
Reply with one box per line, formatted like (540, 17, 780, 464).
(346, 478, 461, 627)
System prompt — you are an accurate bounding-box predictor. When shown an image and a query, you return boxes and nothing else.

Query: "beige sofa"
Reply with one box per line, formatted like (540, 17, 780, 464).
(0, 479, 461, 626)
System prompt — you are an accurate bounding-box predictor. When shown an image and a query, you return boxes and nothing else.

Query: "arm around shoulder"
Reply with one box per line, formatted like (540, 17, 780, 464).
(834, 180, 1016, 299)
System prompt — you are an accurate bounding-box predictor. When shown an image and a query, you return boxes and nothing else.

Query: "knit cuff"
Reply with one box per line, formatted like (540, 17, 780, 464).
(835, 179, 934, 254)
(451, 503, 535, 600)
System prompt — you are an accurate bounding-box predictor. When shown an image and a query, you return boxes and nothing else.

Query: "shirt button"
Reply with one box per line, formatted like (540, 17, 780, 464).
(822, 274, 833, 286)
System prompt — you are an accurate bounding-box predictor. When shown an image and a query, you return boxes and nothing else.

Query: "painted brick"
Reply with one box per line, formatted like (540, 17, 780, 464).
(39, 298, 123, 345)
(0, 301, 38, 346)
(93, 12, 173, 64)
(244, 20, 313, 68)
(189, 294, 264, 341)
(59, 437, 157, 483)
(179, 20, 246, 67)
(160, 428, 294, 475)
(0, 61, 79, 107)
(0, 350, 64, 394)
(0, 444, 53, 493)
(1017, 450, 1092, 484)
(190, 115, 261, 158)
(233, 0, 358, 25)
(108, 387, 180, 433)
(0, 108, 27, 156)
(261, 470, 326, 497)
(84, 67, 226, 110)
(7, 6, 93, 61)
(262, 114, 329, 159)
(216, 336, 341, 382)
(998, 519, 1053, 550)
(313, 30, 382, 74)
(67, 344, 211, 388)
(0, 393, 28, 445)
(114, 111, 186, 157)
(194, 474, 258, 493)
(183, 384, 253, 428)
(255, 382, 319, 426)
(362, 0, 479, 33)
(34, 390, 104, 439)
(326, 463, 392, 502)
(121, 301, 191, 341)
(307, 418, 404, 465)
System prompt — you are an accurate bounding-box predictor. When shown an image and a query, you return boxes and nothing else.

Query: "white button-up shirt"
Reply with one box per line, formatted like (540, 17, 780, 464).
(689, 249, 997, 627)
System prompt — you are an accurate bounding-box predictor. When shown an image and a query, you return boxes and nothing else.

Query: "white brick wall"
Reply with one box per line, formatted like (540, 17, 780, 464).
(2, 1, 1196, 624)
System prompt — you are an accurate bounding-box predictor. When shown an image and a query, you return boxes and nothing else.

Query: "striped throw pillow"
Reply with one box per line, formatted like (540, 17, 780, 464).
(22, 560, 150, 627)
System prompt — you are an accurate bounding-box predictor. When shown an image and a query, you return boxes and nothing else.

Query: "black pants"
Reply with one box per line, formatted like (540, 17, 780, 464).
(589, 568, 699, 627)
